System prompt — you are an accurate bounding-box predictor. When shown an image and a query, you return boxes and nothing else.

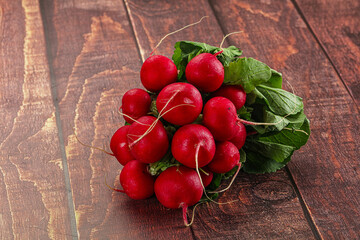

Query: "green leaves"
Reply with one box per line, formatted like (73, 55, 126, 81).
(242, 152, 288, 174)
(256, 85, 303, 116)
(224, 58, 272, 93)
(242, 117, 310, 173)
(173, 41, 242, 80)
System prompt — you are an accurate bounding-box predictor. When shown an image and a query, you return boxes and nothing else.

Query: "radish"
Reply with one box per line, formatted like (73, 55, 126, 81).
(156, 82, 203, 125)
(171, 124, 215, 168)
(121, 88, 151, 123)
(202, 97, 238, 141)
(185, 52, 224, 92)
(207, 141, 240, 174)
(120, 160, 155, 200)
(154, 166, 203, 225)
(211, 85, 246, 110)
(230, 122, 247, 149)
(127, 116, 169, 163)
(110, 126, 135, 166)
(140, 55, 177, 92)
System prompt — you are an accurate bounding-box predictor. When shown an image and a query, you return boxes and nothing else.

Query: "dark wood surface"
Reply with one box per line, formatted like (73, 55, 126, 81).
(0, 0, 359, 239)
(295, 0, 360, 107)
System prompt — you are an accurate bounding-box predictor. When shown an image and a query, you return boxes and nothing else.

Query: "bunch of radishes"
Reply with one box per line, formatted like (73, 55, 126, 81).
(110, 49, 249, 225)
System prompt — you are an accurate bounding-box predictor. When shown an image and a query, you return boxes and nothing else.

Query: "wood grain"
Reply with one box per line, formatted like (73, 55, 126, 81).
(40, 0, 195, 238)
(295, 0, 360, 106)
(210, 0, 360, 239)
(125, 0, 314, 239)
(0, 0, 72, 239)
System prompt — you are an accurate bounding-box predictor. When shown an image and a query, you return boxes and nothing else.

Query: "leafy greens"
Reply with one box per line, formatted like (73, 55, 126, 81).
(172, 40, 310, 174)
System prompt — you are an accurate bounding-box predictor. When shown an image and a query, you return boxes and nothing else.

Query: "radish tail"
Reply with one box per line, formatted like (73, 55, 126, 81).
(117, 110, 151, 125)
(182, 204, 189, 226)
(104, 175, 125, 193)
(219, 31, 243, 49)
(182, 202, 203, 227)
(74, 130, 114, 156)
(194, 146, 237, 205)
(208, 162, 241, 194)
(150, 16, 208, 56)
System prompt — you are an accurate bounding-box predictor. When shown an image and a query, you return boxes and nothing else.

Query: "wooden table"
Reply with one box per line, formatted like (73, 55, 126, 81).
(1, 0, 359, 239)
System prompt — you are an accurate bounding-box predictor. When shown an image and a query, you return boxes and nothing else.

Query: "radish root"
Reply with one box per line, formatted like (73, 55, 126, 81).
(117, 110, 151, 125)
(74, 129, 114, 156)
(208, 163, 241, 194)
(104, 174, 125, 193)
(194, 145, 238, 205)
(150, 16, 209, 56)
(182, 202, 204, 227)
(219, 31, 243, 49)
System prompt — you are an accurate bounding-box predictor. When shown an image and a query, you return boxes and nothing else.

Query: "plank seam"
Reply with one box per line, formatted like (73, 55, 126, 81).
(122, 0, 145, 62)
(291, 0, 358, 109)
(285, 167, 322, 240)
(38, 1, 79, 239)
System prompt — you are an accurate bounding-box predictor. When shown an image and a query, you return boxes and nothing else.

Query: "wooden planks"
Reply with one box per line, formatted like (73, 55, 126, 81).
(1, 0, 357, 238)
(125, 0, 314, 239)
(0, 0, 73, 239)
(294, 0, 360, 106)
(210, 0, 360, 239)
(40, 0, 194, 238)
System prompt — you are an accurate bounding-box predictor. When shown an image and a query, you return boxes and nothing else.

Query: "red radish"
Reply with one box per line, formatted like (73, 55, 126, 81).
(207, 141, 240, 174)
(212, 85, 246, 110)
(203, 97, 238, 141)
(127, 116, 169, 163)
(200, 167, 213, 187)
(171, 124, 215, 168)
(140, 55, 177, 92)
(185, 53, 224, 92)
(156, 82, 203, 125)
(154, 166, 203, 225)
(110, 126, 135, 166)
(230, 122, 247, 149)
(120, 160, 155, 200)
(121, 88, 151, 123)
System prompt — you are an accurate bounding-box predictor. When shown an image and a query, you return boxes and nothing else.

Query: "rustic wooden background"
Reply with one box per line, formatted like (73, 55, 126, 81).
(0, 0, 359, 239)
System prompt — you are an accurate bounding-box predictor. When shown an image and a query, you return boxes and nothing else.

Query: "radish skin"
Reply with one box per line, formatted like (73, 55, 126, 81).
(127, 116, 169, 163)
(110, 125, 135, 166)
(154, 166, 203, 226)
(211, 85, 246, 110)
(121, 88, 151, 123)
(140, 55, 177, 92)
(207, 141, 240, 174)
(185, 53, 224, 92)
(230, 122, 247, 150)
(120, 161, 155, 200)
(156, 83, 203, 125)
(203, 97, 238, 141)
(171, 124, 215, 168)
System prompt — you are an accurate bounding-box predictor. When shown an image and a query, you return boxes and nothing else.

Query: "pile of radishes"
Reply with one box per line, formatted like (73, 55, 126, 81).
(107, 37, 310, 226)
(110, 50, 249, 224)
